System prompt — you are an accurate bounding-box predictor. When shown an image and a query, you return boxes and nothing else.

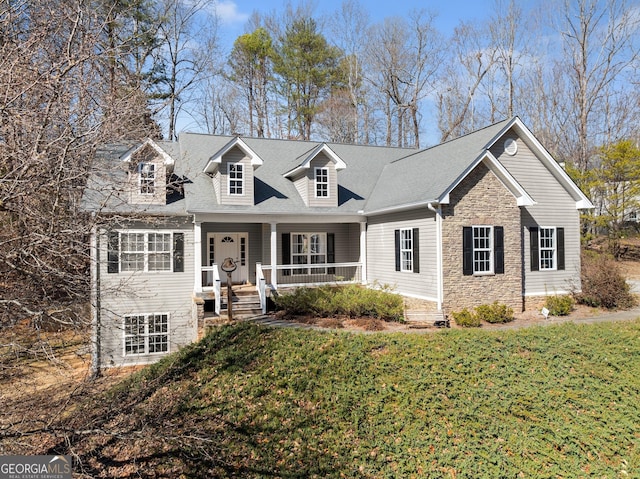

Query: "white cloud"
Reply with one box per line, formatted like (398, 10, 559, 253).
(215, 0, 250, 25)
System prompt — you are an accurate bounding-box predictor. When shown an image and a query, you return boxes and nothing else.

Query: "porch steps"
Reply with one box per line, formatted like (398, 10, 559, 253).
(220, 288, 263, 320)
(404, 309, 449, 328)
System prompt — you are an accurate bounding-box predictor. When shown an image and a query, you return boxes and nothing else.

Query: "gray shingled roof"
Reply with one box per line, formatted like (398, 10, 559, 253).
(365, 119, 511, 212)
(177, 133, 415, 215)
(80, 141, 188, 215)
(81, 119, 517, 217)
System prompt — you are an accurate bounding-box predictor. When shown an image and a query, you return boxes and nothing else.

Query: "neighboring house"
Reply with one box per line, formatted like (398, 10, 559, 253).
(82, 117, 593, 367)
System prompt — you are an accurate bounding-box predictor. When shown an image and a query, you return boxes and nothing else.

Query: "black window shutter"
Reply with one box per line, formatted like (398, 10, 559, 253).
(107, 231, 119, 274)
(494, 226, 504, 274)
(462, 227, 473, 276)
(557, 227, 565, 270)
(412, 228, 420, 273)
(327, 233, 335, 274)
(394, 230, 401, 271)
(530, 227, 539, 271)
(173, 232, 184, 272)
(282, 233, 291, 276)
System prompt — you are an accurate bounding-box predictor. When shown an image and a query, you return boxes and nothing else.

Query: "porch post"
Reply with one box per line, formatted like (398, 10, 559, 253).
(270, 222, 278, 289)
(194, 220, 202, 293)
(360, 221, 367, 284)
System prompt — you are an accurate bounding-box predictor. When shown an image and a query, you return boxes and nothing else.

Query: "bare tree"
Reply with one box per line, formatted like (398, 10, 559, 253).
(366, 11, 442, 147)
(365, 17, 410, 146)
(488, 0, 530, 119)
(0, 0, 159, 335)
(153, 0, 219, 140)
(328, 0, 370, 144)
(404, 10, 443, 148)
(436, 21, 497, 142)
(553, 0, 639, 171)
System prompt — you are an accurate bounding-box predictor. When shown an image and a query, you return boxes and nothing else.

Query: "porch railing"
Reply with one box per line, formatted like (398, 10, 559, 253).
(261, 262, 362, 288)
(201, 265, 221, 315)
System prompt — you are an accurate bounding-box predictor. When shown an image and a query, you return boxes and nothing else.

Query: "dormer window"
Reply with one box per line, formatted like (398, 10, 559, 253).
(228, 163, 244, 195)
(315, 167, 329, 198)
(138, 162, 155, 194)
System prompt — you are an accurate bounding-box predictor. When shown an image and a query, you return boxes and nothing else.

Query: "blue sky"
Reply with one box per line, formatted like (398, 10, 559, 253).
(213, 0, 518, 47)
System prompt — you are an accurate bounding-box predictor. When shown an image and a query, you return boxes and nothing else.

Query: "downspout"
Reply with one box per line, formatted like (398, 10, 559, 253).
(427, 203, 443, 311)
(90, 221, 101, 378)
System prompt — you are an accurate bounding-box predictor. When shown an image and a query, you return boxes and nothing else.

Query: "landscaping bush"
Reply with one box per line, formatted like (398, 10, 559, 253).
(544, 294, 574, 316)
(451, 308, 481, 327)
(474, 301, 514, 324)
(271, 287, 321, 316)
(272, 284, 404, 322)
(575, 252, 636, 309)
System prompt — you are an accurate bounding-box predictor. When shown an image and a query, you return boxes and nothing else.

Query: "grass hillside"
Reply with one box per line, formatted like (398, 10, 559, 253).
(54, 321, 640, 478)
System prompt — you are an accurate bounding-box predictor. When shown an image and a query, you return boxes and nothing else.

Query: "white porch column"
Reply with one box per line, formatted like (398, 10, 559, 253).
(194, 220, 202, 293)
(360, 221, 367, 284)
(270, 222, 278, 289)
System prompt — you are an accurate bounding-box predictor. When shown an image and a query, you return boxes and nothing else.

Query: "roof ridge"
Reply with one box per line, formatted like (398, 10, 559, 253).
(388, 117, 513, 165)
(178, 130, 419, 151)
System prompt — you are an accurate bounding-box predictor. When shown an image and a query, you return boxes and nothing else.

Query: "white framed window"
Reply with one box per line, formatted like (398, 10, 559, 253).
(121, 233, 145, 272)
(124, 313, 169, 356)
(291, 233, 326, 274)
(228, 163, 244, 195)
(400, 228, 413, 272)
(315, 167, 329, 198)
(120, 232, 173, 272)
(473, 226, 493, 274)
(539, 227, 556, 270)
(148, 233, 172, 271)
(138, 162, 156, 194)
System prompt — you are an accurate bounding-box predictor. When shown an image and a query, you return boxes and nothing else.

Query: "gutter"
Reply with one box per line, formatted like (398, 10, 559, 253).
(365, 198, 441, 217)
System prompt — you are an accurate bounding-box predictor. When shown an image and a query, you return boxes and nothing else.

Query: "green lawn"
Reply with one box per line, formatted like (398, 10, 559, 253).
(63, 321, 640, 478)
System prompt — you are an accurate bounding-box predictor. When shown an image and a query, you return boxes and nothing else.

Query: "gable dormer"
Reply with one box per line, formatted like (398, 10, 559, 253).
(283, 143, 346, 207)
(204, 137, 263, 206)
(122, 139, 174, 206)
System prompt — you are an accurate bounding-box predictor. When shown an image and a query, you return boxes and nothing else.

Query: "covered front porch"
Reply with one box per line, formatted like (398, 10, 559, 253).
(192, 214, 367, 316)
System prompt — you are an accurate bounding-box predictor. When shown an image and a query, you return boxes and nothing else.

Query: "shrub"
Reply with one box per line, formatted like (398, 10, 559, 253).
(272, 284, 404, 322)
(575, 252, 636, 309)
(271, 287, 321, 316)
(544, 295, 574, 316)
(451, 308, 481, 328)
(475, 302, 514, 324)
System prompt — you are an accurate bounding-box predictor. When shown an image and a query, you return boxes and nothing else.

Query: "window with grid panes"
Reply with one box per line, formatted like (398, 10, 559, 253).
(124, 313, 169, 355)
(539, 227, 556, 270)
(473, 226, 493, 274)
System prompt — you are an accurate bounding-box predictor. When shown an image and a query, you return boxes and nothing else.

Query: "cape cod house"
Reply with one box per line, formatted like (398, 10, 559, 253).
(82, 117, 593, 367)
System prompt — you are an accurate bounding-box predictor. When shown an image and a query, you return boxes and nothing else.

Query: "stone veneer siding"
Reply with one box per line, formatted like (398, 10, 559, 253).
(441, 162, 523, 312)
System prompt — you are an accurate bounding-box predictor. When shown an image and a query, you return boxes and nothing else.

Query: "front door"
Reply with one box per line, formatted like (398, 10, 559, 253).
(207, 233, 248, 284)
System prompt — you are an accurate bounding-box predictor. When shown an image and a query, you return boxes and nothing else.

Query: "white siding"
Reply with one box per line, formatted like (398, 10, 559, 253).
(220, 147, 254, 206)
(212, 170, 220, 203)
(308, 154, 337, 208)
(290, 153, 338, 207)
(492, 132, 582, 295)
(292, 174, 309, 206)
(367, 209, 438, 300)
(128, 145, 167, 205)
(97, 218, 195, 367)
